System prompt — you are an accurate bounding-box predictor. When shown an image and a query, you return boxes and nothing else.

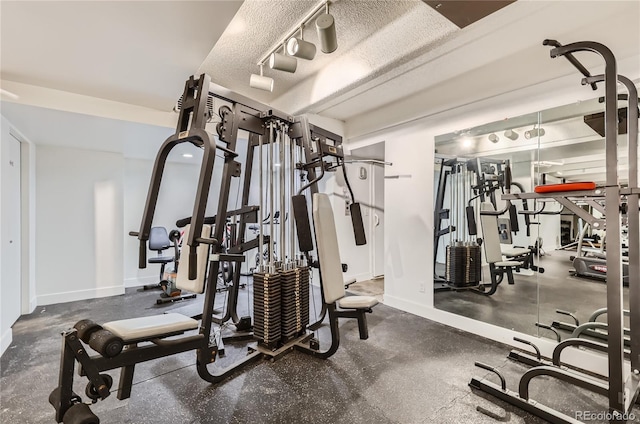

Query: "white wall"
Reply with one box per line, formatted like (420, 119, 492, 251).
(35, 145, 124, 304)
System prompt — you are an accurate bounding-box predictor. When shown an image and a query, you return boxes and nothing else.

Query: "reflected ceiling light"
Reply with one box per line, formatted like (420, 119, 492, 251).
(488, 133, 499, 143)
(503, 129, 519, 140)
(182, 153, 193, 158)
(269, 49, 297, 73)
(249, 64, 274, 92)
(525, 127, 546, 139)
(287, 27, 316, 60)
(316, 3, 337, 54)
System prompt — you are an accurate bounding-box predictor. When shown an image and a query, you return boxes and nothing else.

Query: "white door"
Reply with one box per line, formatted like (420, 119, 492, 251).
(372, 163, 384, 277)
(1, 134, 22, 332)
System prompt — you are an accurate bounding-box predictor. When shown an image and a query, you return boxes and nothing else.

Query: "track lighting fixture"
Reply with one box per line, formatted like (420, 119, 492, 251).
(249, 64, 274, 92)
(316, 3, 337, 53)
(269, 49, 298, 73)
(488, 133, 499, 143)
(287, 27, 317, 60)
(252, 1, 338, 89)
(503, 129, 519, 141)
(524, 127, 546, 139)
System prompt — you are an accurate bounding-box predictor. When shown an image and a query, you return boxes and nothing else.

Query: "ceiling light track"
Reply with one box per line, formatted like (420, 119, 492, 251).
(249, 0, 339, 92)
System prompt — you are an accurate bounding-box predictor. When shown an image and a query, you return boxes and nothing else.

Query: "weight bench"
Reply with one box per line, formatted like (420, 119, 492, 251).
(296, 193, 377, 358)
(50, 225, 212, 424)
(480, 202, 523, 291)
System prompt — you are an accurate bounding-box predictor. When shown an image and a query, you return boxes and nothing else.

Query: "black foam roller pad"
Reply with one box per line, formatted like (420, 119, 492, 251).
(350, 203, 367, 246)
(292, 195, 314, 252)
(139, 240, 147, 268)
(466, 206, 477, 236)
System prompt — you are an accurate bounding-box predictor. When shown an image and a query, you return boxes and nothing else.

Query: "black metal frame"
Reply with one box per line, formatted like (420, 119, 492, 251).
(470, 40, 640, 424)
(50, 75, 371, 423)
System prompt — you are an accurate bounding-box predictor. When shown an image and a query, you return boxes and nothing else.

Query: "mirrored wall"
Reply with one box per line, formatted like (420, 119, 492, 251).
(433, 96, 633, 342)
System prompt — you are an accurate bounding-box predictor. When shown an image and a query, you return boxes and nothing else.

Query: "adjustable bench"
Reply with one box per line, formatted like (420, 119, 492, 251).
(480, 202, 523, 293)
(310, 194, 378, 343)
(50, 225, 211, 424)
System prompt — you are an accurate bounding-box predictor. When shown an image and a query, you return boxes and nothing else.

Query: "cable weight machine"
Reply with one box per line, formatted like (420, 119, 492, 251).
(434, 156, 511, 292)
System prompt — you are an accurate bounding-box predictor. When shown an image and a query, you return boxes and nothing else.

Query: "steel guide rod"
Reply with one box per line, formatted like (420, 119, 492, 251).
(279, 123, 286, 267)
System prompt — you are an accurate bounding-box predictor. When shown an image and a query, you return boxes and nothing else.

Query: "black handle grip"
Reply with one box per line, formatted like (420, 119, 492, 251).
(189, 250, 197, 280)
(504, 166, 512, 189)
(466, 206, 477, 236)
(176, 216, 217, 228)
(509, 204, 520, 233)
(138, 240, 147, 269)
(543, 39, 598, 90)
(129, 231, 139, 237)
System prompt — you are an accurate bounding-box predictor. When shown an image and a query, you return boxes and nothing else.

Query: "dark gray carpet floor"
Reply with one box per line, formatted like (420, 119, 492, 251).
(2, 277, 637, 423)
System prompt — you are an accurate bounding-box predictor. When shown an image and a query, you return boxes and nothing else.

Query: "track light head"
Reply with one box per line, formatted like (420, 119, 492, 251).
(269, 52, 297, 73)
(524, 127, 546, 139)
(316, 13, 337, 53)
(249, 73, 274, 92)
(488, 133, 499, 143)
(286, 37, 317, 60)
(503, 129, 519, 141)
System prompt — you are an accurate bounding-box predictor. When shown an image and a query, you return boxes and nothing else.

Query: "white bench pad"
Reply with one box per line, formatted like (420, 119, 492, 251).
(103, 313, 198, 342)
(502, 247, 531, 257)
(496, 260, 522, 267)
(338, 295, 378, 309)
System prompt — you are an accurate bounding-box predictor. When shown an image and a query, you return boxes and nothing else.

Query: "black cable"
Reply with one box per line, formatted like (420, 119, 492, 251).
(341, 159, 356, 203)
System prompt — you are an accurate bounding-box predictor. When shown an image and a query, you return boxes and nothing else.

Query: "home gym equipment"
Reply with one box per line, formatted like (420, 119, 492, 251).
(470, 39, 640, 424)
(145, 227, 198, 304)
(433, 156, 542, 295)
(49, 75, 376, 424)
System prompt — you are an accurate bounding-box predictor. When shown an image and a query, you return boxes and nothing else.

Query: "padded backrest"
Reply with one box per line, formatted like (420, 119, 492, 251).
(480, 202, 503, 264)
(149, 227, 171, 251)
(312, 193, 345, 304)
(176, 224, 211, 294)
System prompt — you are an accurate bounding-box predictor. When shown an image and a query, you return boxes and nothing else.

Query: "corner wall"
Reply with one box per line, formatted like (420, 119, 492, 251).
(35, 145, 125, 305)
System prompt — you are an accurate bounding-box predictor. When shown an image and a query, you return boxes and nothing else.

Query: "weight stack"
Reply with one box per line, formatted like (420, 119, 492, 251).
(445, 244, 482, 287)
(279, 266, 310, 342)
(252, 271, 281, 348)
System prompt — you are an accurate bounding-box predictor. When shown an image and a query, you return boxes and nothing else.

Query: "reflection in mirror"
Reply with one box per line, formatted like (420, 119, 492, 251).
(433, 96, 634, 342)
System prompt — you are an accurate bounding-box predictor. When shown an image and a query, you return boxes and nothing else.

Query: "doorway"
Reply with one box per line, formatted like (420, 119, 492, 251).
(346, 142, 385, 302)
(1, 130, 22, 353)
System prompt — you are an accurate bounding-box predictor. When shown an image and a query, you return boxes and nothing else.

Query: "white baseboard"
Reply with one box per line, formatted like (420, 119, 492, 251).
(349, 272, 372, 282)
(29, 296, 37, 313)
(124, 275, 157, 288)
(383, 294, 609, 377)
(37, 285, 125, 306)
(1, 328, 12, 357)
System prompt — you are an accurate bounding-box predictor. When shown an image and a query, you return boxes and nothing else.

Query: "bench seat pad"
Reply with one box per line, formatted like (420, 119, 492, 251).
(148, 256, 174, 264)
(502, 247, 530, 257)
(495, 260, 522, 267)
(103, 313, 198, 342)
(338, 295, 378, 309)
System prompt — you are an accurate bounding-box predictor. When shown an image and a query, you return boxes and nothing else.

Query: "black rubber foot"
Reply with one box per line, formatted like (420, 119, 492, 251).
(63, 403, 100, 424)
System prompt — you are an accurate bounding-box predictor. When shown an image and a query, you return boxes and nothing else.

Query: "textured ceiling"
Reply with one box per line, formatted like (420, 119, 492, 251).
(199, 0, 458, 108)
(0, 0, 242, 110)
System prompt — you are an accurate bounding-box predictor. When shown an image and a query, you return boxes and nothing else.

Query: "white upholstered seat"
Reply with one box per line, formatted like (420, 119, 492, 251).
(338, 295, 378, 309)
(103, 313, 198, 342)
